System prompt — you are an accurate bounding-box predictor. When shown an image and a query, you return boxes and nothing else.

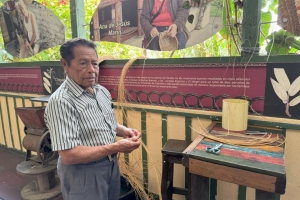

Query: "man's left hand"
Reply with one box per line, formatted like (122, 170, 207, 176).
(167, 24, 177, 38)
(123, 127, 141, 141)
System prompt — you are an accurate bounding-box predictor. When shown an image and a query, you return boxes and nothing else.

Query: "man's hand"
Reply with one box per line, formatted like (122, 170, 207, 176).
(167, 24, 177, 37)
(117, 124, 141, 140)
(150, 27, 159, 38)
(25, 40, 31, 49)
(117, 138, 140, 153)
(123, 127, 141, 140)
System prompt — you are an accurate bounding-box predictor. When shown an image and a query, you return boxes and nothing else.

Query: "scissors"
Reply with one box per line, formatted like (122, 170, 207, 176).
(206, 143, 222, 155)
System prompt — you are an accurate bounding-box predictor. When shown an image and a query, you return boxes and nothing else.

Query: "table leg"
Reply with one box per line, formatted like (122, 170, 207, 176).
(256, 189, 275, 200)
(189, 173, 209, 200)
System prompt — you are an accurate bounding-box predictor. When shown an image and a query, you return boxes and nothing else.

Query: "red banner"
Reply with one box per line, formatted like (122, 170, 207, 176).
(0, 67, 43, 93)
(99, 64, 266, 112)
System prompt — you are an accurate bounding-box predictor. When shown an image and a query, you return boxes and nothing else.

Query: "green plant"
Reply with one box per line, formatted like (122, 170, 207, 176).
(0, 0, 298, 62)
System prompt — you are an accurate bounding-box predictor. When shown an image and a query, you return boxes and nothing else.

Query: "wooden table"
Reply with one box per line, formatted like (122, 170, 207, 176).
(183, 122, 286, 200)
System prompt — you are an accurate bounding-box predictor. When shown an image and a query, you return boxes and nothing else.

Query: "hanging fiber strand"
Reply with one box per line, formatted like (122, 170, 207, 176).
(100, 56, 162, 200)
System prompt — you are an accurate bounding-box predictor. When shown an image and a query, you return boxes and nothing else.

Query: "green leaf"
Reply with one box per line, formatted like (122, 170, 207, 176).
(266, 43, 290, 55)
(260, 11, 272, 45)
(262, 0, 267, 9)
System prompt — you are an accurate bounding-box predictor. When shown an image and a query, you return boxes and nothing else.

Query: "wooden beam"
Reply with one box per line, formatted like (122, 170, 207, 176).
(92, 9, 100, 41)
(256, 189, 276, 200)
(189, 158, 285, 194)
(70, 0, 86, 38)
(189, 173, 209, 200)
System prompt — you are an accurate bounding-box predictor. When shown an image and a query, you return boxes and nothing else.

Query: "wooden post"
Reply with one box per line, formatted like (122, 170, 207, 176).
(256, 189, 276, 200)
(70, 0, 86, 38)
(115, 0, 122, 43)
(189, 174, 209, 200)
(36, 171, 55, 192)
(137, 0, 143, 36)
(92, 9, 100, 41)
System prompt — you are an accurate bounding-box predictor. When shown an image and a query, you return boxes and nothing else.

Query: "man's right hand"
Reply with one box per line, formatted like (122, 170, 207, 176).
(117, 138, 140, 153)
(150, 27, 159, 38)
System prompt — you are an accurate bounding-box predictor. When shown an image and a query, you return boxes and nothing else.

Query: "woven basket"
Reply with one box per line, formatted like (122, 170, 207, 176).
(98, 56, 115, 66)
(277, 0, 300, 36)
(158, 31, 178, 51)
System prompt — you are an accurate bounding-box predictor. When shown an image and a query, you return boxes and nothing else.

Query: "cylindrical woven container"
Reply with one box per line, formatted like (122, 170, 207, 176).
(222, 99, 248, 131)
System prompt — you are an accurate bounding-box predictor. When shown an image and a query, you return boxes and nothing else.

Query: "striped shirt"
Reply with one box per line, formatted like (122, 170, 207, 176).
(44, 76, 117, 151)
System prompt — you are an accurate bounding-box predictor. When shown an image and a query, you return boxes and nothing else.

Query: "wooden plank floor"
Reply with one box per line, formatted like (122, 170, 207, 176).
(0, 146, 63, 200)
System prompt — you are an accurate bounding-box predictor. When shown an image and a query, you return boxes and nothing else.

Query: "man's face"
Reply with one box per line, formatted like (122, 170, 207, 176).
(61, 46, 99, 90)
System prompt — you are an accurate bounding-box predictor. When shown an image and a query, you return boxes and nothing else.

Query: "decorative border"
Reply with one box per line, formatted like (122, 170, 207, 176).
(100, 63, 267, 69)
(0, 83, 43, 94)
(109, 88, 264, 114)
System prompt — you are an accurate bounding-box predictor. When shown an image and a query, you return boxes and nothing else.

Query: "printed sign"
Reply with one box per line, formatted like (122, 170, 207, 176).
(0, 0, 65, 58)
(98, 63, 266, 112)
(90, 0, 223, 51)
(40, 65, 65, 95)
(0, 66, 43, 93)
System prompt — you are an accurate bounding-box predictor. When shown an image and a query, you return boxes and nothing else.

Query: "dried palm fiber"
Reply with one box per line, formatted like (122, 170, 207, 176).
(192, 118, 285, 146)
(118, 142, 162, 200)
(159, 31, 178, 51)
(100, 56, 162, 200)
(23, 0, 33, 5)
(98, 55, 116, 65)
(17, 34, 34, 58)
(277, 0, 300, 36)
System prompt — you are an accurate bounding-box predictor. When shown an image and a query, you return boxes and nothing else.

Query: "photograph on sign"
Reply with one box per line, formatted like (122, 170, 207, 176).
(90, 0, 223, 51)
(0, 0, 65, 58)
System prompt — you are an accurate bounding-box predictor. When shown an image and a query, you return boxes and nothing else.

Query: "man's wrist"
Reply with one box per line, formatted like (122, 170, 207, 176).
(117, 124, 127, 137)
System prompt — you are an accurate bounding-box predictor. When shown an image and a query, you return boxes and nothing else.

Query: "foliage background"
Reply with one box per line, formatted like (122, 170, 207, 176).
(0, 0, 299, 62)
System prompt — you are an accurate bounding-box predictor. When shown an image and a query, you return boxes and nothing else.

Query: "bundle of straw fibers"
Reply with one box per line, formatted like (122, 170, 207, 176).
(98, 56, 116, 66)
(23, 0, 33, 5)
(277, 0, 300, 36)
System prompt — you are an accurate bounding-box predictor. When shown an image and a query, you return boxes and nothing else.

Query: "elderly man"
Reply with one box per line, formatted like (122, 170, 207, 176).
(45, 38, 141, 200)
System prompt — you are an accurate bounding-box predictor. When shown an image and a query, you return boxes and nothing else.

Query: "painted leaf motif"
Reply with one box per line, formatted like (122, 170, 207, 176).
(288, 76, 300, 96)
(43, 71, 51, 79)
(289, 95, 300, 107)
(274, 68, 290, 91)
(44, 83, 51, 93)
(43, 77, 51, 87)
(270, 78, 288, 103)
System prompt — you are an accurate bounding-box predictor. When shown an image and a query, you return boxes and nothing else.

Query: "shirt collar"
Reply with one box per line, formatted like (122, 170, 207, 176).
(65, 76, 100, 97)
